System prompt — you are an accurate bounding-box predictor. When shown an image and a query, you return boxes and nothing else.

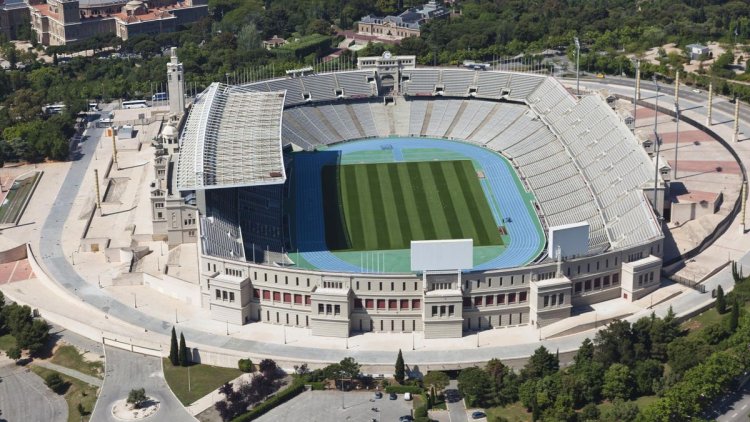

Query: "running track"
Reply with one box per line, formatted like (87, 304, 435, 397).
(293, 138, 545, 272)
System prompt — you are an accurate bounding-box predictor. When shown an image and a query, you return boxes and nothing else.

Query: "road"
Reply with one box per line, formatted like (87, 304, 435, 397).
(704, 377, 750, 422)
(0, 357, 67, 422)
(445, 380, 469, 422)
(89, 346, 194, 422)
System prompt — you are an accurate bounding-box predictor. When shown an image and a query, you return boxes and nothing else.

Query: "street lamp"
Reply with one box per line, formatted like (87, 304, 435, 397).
(573, 37, 581, 95)
(632, 59, 640, 131)
(653, 75, 660, 134)
(673, 102, 680, 180)
(652, 76, 661, 217)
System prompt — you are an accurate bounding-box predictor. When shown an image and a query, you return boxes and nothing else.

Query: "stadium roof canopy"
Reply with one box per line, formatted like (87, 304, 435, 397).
(176, 83, 286, 191)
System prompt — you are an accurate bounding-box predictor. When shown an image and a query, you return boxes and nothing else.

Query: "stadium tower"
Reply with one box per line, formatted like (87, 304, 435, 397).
(167, 47, 185, 117)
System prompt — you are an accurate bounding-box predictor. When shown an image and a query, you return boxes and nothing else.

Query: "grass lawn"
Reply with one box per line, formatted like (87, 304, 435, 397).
(51, 345, 103, 379)
(486, 402, 531, 421)
(681, 301, 750, 334)
(322, 160, 502, 251)
(597, 395, 658, 414)
(0, 333, 16, 352)
(162, 359, 243, 406)
(31, 366, 98, 422)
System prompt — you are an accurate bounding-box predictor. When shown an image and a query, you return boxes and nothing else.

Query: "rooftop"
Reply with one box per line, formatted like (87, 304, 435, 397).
(176, 84, 287, 191)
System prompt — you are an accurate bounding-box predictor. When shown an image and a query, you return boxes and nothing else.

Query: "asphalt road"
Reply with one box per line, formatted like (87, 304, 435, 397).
(89, 346, 194, 422)
(256, 390, 412, 422)
(705, 378, 750, 422)
(0, 358, 67, 422)
(445, 380, 469, 422)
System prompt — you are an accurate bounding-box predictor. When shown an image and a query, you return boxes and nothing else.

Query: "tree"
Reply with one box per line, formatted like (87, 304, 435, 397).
(395, 349, 405, 384)
(729, 297, 740, 333)
(633, 359, 663, 395)
(127, 388, 148, 408)
(258, 359, 278, 378)
(457, 367, 492, 407)
(594, 320, 635, 367)
(45, 373, 67, 394)
(169, 327, 179, 366)
(716, 285, 727, 314)
(6, 346, 20, 362)
(178, 332, 189, 367)
(238, 358, 254, 373)
(522, 346, 559, 380)
(337, 357, 361, 379)
(423, 371, 450, 392)
(602, 363, 634, 401)
(579, 403, 600, 421)
(600, 398, 639, 422)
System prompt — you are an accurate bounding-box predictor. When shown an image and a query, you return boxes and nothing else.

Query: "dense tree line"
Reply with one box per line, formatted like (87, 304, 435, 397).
(0, 291, 50, 359)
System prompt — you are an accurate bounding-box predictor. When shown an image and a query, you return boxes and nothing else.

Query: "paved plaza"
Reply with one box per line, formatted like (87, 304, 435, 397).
(255, 390, 413, 422)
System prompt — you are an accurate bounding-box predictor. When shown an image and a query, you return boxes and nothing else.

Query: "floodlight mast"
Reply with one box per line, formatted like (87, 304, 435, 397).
(573, 37, 581, 95)
(652, 76, 661, 217)
(673, 102, 679, 180)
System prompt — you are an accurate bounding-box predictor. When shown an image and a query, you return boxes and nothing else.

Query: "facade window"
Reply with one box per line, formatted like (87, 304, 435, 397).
(544, 295, 549, 307)
(354, 299, 363, 309)
(326, 304, 332, 314)
(411, 299, 420, 309)
(585, 280, 591, 290)
(485, 295, 494, 305)
(318, 304, 324, 314)
(294, 294, 302, 304)
(272, 291, 280, 301)
(377, 299, 386, 309)
(497, 294, 505, 304)
(283, 293, 291, 303)
(400, 299, 409, 309)
(575, 282, 582, 293)
(229, 292, 235, 302)
(334, 305, 340, 315)
(366, 299, 374, 309)
(551, 295, 557, 306)
(559, 293, 564, 305)
(613, 274, 620, 284)
(305, 295, 311, 305)
(474, 296, 483, 306)
(594, 278, 601, 289)
(389, 299, 397, 310)
(519, 291, 527, 302)
(262, 290, 270, 300)
(448, 305, 454, 316)
(253, 289, 260, 298)
(508, 293, 517, 303)
(215, 289, 221, 299)
(222, 291, 227, 300)
(432, 306, 438, 317)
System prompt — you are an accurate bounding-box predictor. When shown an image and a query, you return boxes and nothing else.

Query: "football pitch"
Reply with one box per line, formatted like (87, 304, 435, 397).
(321, 160, 503, 251)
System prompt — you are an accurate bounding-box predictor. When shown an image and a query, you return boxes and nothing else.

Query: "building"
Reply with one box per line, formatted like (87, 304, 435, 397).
(686, 43, 710, 60)
(27, 0, 208, 46)
(0, 0, 30, 40)
(357, 0, 449, 41)
(262, 35, 286, 50)
(167, 63, 664, 339)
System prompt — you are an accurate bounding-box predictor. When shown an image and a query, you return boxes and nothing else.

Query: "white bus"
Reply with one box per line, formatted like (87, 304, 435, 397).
(43, 104, 66, 115)
(152, 92, 168, 101)
(121, 100, 148, 109)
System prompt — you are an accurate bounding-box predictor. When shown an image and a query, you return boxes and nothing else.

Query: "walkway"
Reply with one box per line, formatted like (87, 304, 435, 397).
(34, 361, 102, 387)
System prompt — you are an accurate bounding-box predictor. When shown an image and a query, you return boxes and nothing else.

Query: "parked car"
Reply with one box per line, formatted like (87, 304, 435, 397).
(404, 392, 412, 401)
(399, 416, 414, 422)
(389, 392, 397, 400)
(471, 411, 486, 419)
(374, 392, 382, 399)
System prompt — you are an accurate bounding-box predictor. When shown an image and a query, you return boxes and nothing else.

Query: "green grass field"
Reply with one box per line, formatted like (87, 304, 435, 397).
(322, 160, 502, 251)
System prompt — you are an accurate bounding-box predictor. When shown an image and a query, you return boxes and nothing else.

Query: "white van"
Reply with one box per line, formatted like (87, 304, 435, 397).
(404, 392, 412, 401)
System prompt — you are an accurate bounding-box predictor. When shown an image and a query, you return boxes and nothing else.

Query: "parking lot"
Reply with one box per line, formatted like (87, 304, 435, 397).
(256, 390, 413, 422)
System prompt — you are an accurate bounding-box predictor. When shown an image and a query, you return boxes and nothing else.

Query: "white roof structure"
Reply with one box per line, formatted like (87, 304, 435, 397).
(176, 83, 286, 191)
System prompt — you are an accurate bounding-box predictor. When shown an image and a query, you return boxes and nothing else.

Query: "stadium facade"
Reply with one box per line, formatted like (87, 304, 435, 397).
(166, 53, 664, 339)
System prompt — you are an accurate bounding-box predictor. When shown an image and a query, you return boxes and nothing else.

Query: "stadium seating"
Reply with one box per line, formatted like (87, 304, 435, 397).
(335, 71, 376, 98)
(441, 69, 476, 96)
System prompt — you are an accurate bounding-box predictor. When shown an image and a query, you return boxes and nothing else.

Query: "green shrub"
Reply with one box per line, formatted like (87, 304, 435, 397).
(45, 373, 67, 394)
(308, 381, 326, 390)
(414, 405, 428, 417)
(385, 385, 423, 394)
(238, 358, 254, 373)
(231, 380, 305, 421)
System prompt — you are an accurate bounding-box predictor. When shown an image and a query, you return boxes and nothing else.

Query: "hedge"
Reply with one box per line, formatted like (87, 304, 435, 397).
(385, 385, 423, 394)
(231, 380, 305, 421)
(308, 381, 326, 390)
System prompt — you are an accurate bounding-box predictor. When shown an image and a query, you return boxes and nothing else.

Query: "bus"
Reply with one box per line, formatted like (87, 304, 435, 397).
(152, 92, 168, 101)
(43, 104, 65, 115)
(122, 100, 148, 109)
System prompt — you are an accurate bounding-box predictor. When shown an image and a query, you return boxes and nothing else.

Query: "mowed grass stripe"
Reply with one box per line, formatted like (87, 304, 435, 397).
(429, 161, 464, 239)
(395, 163, 424, 241)
(366, 164, 392, 248)
(341, 165, 363, 249)
(353, 164, 379, 250)
(443, 161, 487, 243)
(378, 163, 409, 247)
(456, 161, 503, 245)
(416, 161, 452, 239)
(407, 162, 439, 240)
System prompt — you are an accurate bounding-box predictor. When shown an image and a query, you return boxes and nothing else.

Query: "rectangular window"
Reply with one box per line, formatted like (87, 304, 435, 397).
(215, 289, 221, 299)
(440, 305, 446, 316)
(485, 295, 494, 305)
(603, 275, 610, 287)
(305, 295, 311, 305)
(294, 294, 302, 304)
(366, 299, 374, 309)
(377, 299, 386, 309)
(411, 299, 421, 309)
(559, 293, 565, 305)
(283, 293, 291, 303)
(368, 282, 371, 290)
(400, 299, 409, 309)
(326, 304, 332, 314)
(508, 293, 516, 303)
(497, 294, 505, 304)
(272, 291, 280, 301)
(229, 292, 235, 302)
(253, 289, 260, 298)
(575, 282, 582, 293)
(354, 298, 363, 309)
(391, 282, 394, 291)
(584, 280, 591, 290)
(432, 306, 438, 317)
(389, 299, 398, 310)
(318, 304, 324, 314)
(474, 296, 483, 306)
(334, 305, 340, 315)
(448, 305, 454, 316)
(613, 274, 620, 284)
(551, 295, 557, 306)
(543, 295, 549, 307)
(222, 290, 227, 300)
(356, 281, 359, 290)
(594, 278, 601, 289)
(262, 290, 270, 300)
(519, 291, 527, 302)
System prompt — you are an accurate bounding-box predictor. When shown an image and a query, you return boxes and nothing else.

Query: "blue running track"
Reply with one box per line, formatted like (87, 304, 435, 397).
(292, 138, 545, 273)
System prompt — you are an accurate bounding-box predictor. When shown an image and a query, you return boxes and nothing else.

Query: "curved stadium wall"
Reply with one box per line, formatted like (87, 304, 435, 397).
(190, 68, 664, 339)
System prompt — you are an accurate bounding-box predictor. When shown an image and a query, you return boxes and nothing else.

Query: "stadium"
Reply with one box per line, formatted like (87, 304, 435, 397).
(174, 53, 663, 339)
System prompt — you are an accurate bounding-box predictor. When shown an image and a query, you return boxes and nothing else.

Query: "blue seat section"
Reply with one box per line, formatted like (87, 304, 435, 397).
(293, 138, 545, 272)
